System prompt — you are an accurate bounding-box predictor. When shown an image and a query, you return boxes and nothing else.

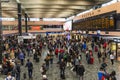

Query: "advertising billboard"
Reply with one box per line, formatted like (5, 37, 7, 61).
(63, 20, 72, 31)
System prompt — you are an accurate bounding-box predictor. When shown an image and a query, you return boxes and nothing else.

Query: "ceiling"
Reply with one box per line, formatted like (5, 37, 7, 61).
(1, 0, 112, 18)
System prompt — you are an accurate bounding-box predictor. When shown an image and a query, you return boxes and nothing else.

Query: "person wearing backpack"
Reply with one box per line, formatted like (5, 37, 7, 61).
(25, 59, 33, 79)
(98, 67, 106, 80)
(5, 72, 15, 80)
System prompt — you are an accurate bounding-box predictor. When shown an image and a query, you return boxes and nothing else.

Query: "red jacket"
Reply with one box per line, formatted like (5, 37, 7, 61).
(55, 48, 59, 55)
(59, 49, 64, 53)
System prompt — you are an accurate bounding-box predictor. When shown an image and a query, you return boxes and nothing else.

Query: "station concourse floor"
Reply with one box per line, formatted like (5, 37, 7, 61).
(0, 48, 120, 80)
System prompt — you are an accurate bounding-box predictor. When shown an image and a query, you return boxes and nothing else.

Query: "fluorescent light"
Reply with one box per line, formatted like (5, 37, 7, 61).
(43, 18, 66, 21)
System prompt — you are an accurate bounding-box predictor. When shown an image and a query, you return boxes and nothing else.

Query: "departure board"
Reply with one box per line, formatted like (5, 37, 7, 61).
(73, 17, 115, 30)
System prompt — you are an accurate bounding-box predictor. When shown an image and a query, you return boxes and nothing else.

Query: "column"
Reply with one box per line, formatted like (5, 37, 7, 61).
(114, 14, 120, 30)
(0, 0, 2, 64)
(18, 3, 22, 36)
(25, 13, 28, 33)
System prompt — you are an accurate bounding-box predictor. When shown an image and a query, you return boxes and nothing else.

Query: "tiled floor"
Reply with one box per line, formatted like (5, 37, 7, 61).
(1, 48, 120, 80)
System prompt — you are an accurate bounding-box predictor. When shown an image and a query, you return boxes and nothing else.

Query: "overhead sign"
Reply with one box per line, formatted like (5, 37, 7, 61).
(18, 36, 23, 43)
(18, 35, 36, 43)
(1, 18, 15, 21)
(63, 20, 72, 31)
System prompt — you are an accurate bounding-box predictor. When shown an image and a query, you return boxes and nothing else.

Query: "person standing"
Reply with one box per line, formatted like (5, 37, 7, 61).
(49, 52, 54, 65)
(77, 62, 85, 80)
(25, 59, 33, 79)
(59, 59, 66, 79)
(74, 57, 80, 74)
(98, 67, 106, 80)
(18, 51, 25, 65)
(15, 62, 21, 80)
(44, 54, 50, 70)
(101, 60, 107, 72)
(110, 53, 115, 65)
(97, 50, 102, 63)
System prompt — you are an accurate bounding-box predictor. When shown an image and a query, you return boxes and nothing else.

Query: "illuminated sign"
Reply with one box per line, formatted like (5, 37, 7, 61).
(43, 18, 66, 21)
(1, 18, 15, 21)
(30, 18, 40, 21)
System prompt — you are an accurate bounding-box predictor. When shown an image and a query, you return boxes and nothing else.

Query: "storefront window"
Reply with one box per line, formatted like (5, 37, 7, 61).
(117, 43, 120, 61)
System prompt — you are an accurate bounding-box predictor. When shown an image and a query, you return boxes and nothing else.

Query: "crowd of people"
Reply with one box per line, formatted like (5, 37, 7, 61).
(0, 34, 117, 80)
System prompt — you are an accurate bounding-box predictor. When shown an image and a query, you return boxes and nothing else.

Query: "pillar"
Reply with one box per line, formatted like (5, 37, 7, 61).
(25, 13, 28, 33)
(18, 3, 22, 36)
(0, 0, 2, 64)
(113, 14, 120, 30)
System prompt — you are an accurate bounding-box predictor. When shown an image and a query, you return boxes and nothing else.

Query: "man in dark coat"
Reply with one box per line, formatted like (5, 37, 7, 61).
(77, 62, 85, 80)
(25, 59, 33, 79)
(59, 59, 66, 79)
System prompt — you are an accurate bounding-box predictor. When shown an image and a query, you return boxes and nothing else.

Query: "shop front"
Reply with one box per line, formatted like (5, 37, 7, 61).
(71, 33, 81, 40)
(117, 43, 120, 61)
(111, 38, 120, 61)
(102, 36, 120, 61)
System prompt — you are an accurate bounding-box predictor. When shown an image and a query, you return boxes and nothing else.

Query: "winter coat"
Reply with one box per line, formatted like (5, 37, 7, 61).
(77, 65, 85, 76)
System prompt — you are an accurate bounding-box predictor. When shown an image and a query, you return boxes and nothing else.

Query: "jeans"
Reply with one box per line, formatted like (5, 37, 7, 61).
(50, 59, 53, 64)
(20, 59, 24, 65)
(28, 69, 33, 78)
(60, 68, 65, 76)
(16, 72, 20, 80)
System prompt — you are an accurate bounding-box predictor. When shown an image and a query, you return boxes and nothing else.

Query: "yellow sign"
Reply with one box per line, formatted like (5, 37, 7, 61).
(111, 43, 116, 51)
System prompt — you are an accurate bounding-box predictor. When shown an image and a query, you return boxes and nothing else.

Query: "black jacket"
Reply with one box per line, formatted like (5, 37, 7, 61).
(60, 61, 66, 69)
(77, 65, 85, 76)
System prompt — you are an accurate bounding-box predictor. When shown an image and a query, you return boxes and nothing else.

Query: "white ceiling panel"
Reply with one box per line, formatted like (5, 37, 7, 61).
(1, 0, 112, 18)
